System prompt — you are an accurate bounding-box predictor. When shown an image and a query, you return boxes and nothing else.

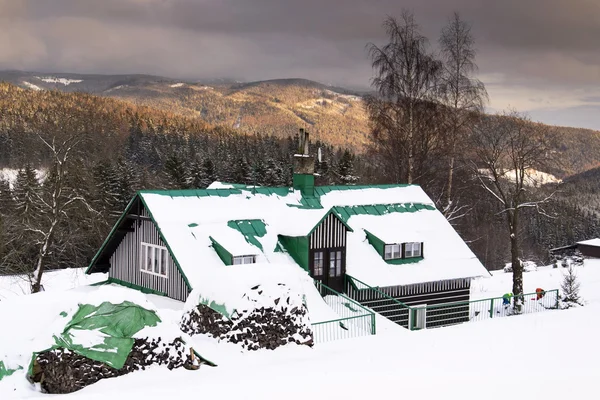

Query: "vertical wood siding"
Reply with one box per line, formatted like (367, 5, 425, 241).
(109, 208, 190, 302)
(346, 278, 472, 328)
(309, 213, 347, 250)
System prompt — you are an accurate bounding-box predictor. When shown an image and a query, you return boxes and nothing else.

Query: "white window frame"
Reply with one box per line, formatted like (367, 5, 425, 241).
(232, 255, 256, 265)
(140, 242, 169, 278)
(404, 242, 422, 258)
(384, 244, 402, 260)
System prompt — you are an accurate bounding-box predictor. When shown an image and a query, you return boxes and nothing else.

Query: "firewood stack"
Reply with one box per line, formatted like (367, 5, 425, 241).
(29, 337, 199, 394)
(181, 284, 314, 350)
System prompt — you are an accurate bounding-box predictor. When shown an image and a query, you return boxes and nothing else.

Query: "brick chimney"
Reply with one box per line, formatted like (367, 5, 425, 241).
(293, 128, 315, 196)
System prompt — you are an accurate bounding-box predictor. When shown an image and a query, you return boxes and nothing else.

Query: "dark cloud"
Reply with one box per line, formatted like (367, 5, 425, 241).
(1, 0, 599, 128)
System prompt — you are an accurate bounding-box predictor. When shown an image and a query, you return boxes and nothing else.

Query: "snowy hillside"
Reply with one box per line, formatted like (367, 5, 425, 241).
(1, 264, 599, 399)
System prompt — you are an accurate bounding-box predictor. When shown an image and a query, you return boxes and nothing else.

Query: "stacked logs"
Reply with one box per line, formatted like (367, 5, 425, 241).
(181, 285, 314, 350)
(29, 337, 199, 394)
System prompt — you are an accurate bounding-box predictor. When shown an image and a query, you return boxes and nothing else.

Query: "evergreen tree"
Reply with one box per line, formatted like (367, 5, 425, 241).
(561, 264, 582, 307)
(0, 178, 15, 216)
(335, 150, 359, 185)
(12, 164, 41, 222)
(201, 158, 217, 188)
(264, 159, 284, 186)
(164, 154, 189, 189)
(233, 157, 252, 185)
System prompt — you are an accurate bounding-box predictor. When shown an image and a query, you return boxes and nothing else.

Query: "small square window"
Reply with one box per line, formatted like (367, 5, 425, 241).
(233, 255, 256, 265)
(384, 244, 401, 260)
(404, 242, 422, 258)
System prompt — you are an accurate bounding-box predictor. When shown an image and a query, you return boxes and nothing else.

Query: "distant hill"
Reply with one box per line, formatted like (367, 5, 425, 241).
(2, 70, 600, 177)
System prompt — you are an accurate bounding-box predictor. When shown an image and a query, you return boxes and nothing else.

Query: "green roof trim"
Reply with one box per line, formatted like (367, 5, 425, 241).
(209, 236, 234, 266)
(385, 257, 424, 265)
(332, 203, 436, 223)
(226, 219, 268, 251)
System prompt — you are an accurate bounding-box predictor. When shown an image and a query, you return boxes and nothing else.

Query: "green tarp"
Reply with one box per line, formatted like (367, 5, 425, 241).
(0, 361, 21, 382)
(31, 301, 161, 374)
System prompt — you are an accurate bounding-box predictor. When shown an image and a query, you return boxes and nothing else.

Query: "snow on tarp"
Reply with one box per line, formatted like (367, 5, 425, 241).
(29, 300, 161, 373)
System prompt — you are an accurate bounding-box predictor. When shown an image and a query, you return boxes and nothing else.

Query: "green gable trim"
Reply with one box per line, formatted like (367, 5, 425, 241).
(209, 236, 234, 266)
(365, 230, 385, 256)
(108, 277, 168, 297)
(278, 235, 309, 272)
(227, 219, 267, 251)
(85, 194, 138, 275)
(306, 208, 354, 236)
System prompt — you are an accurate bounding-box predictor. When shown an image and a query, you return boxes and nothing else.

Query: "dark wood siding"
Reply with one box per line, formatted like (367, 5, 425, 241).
(577, 244, 600, 258)
(347, 278, 471, 329)
(309, 213, 347, 250)
(109, 207, 190, 302)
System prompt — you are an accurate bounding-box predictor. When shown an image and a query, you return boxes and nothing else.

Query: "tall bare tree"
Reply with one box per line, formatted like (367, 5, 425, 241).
(19, 106, 97, 293)
(365, 10, 442, 184)
(471, 111, 555, 309)
(439, 12, 487, 211)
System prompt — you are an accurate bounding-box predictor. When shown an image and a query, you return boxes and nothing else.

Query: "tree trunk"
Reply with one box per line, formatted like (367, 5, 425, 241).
(407, 103, 414, 184)
(509, 212, 523, 312)
(445, 142, 456, 209)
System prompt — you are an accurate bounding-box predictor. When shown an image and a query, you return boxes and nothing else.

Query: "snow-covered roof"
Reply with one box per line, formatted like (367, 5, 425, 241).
(136, 183, 487, 296)
(577, 238, 600, 247)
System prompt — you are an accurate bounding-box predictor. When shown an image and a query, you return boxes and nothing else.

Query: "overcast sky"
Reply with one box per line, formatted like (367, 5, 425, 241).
(1, 0, 599, 130)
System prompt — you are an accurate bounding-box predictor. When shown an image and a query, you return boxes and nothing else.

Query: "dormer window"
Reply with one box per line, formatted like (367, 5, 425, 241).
(384, 242, 423, 260)
(404, 242, 422, 258)
(233, 255, 256, 265)
(384, 244, 402, 260)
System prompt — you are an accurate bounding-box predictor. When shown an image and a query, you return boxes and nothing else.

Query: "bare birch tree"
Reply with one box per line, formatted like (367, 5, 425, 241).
(365, 10, 442, 184)
(471, 111, 555, 310)
(24, 110, 96, 293)
(439, 12, 487, 212)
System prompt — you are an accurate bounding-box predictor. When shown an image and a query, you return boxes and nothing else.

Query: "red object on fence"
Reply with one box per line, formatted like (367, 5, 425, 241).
(536, 288, 545, 300)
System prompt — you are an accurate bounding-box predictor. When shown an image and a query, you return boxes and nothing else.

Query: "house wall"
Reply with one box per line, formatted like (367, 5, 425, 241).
(347, 278, 471, 329)
(109, 207, 190, 301)
(309, 212, 347, 250)
(278, 235, 309, 271)
(577, 244, 600, 258)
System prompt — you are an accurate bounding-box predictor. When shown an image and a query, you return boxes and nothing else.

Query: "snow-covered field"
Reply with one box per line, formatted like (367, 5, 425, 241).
(1, 264, 599, 399)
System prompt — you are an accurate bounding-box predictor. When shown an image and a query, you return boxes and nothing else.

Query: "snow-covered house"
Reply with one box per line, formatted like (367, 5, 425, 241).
(86, 131, 488, 328)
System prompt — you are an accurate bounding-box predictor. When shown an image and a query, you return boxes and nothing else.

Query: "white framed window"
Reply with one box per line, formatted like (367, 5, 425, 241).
(232, 255, 256, 265)
(140, 242, 168, 278)
(384, 244, 401, 260)
(404, 242, 422, 258)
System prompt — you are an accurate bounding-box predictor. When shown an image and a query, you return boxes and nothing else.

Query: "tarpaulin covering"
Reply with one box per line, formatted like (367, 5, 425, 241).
(30, 301, 160, 373)
(0, 360, 20, 382)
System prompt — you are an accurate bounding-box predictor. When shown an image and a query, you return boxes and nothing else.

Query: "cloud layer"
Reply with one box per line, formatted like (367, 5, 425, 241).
(1, 0, 599, 128)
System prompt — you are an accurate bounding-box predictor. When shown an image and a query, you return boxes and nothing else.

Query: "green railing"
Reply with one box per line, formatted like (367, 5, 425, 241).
(311, 280, 376, 343)
(344, 275, 413, 328)
(345, 274, 560, 331)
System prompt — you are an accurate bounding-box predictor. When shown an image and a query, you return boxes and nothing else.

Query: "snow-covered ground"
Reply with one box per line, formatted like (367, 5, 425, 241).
(1, 263, 599, 399)
(36, 77, 83, 86)
(21, 82, 42, 91)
